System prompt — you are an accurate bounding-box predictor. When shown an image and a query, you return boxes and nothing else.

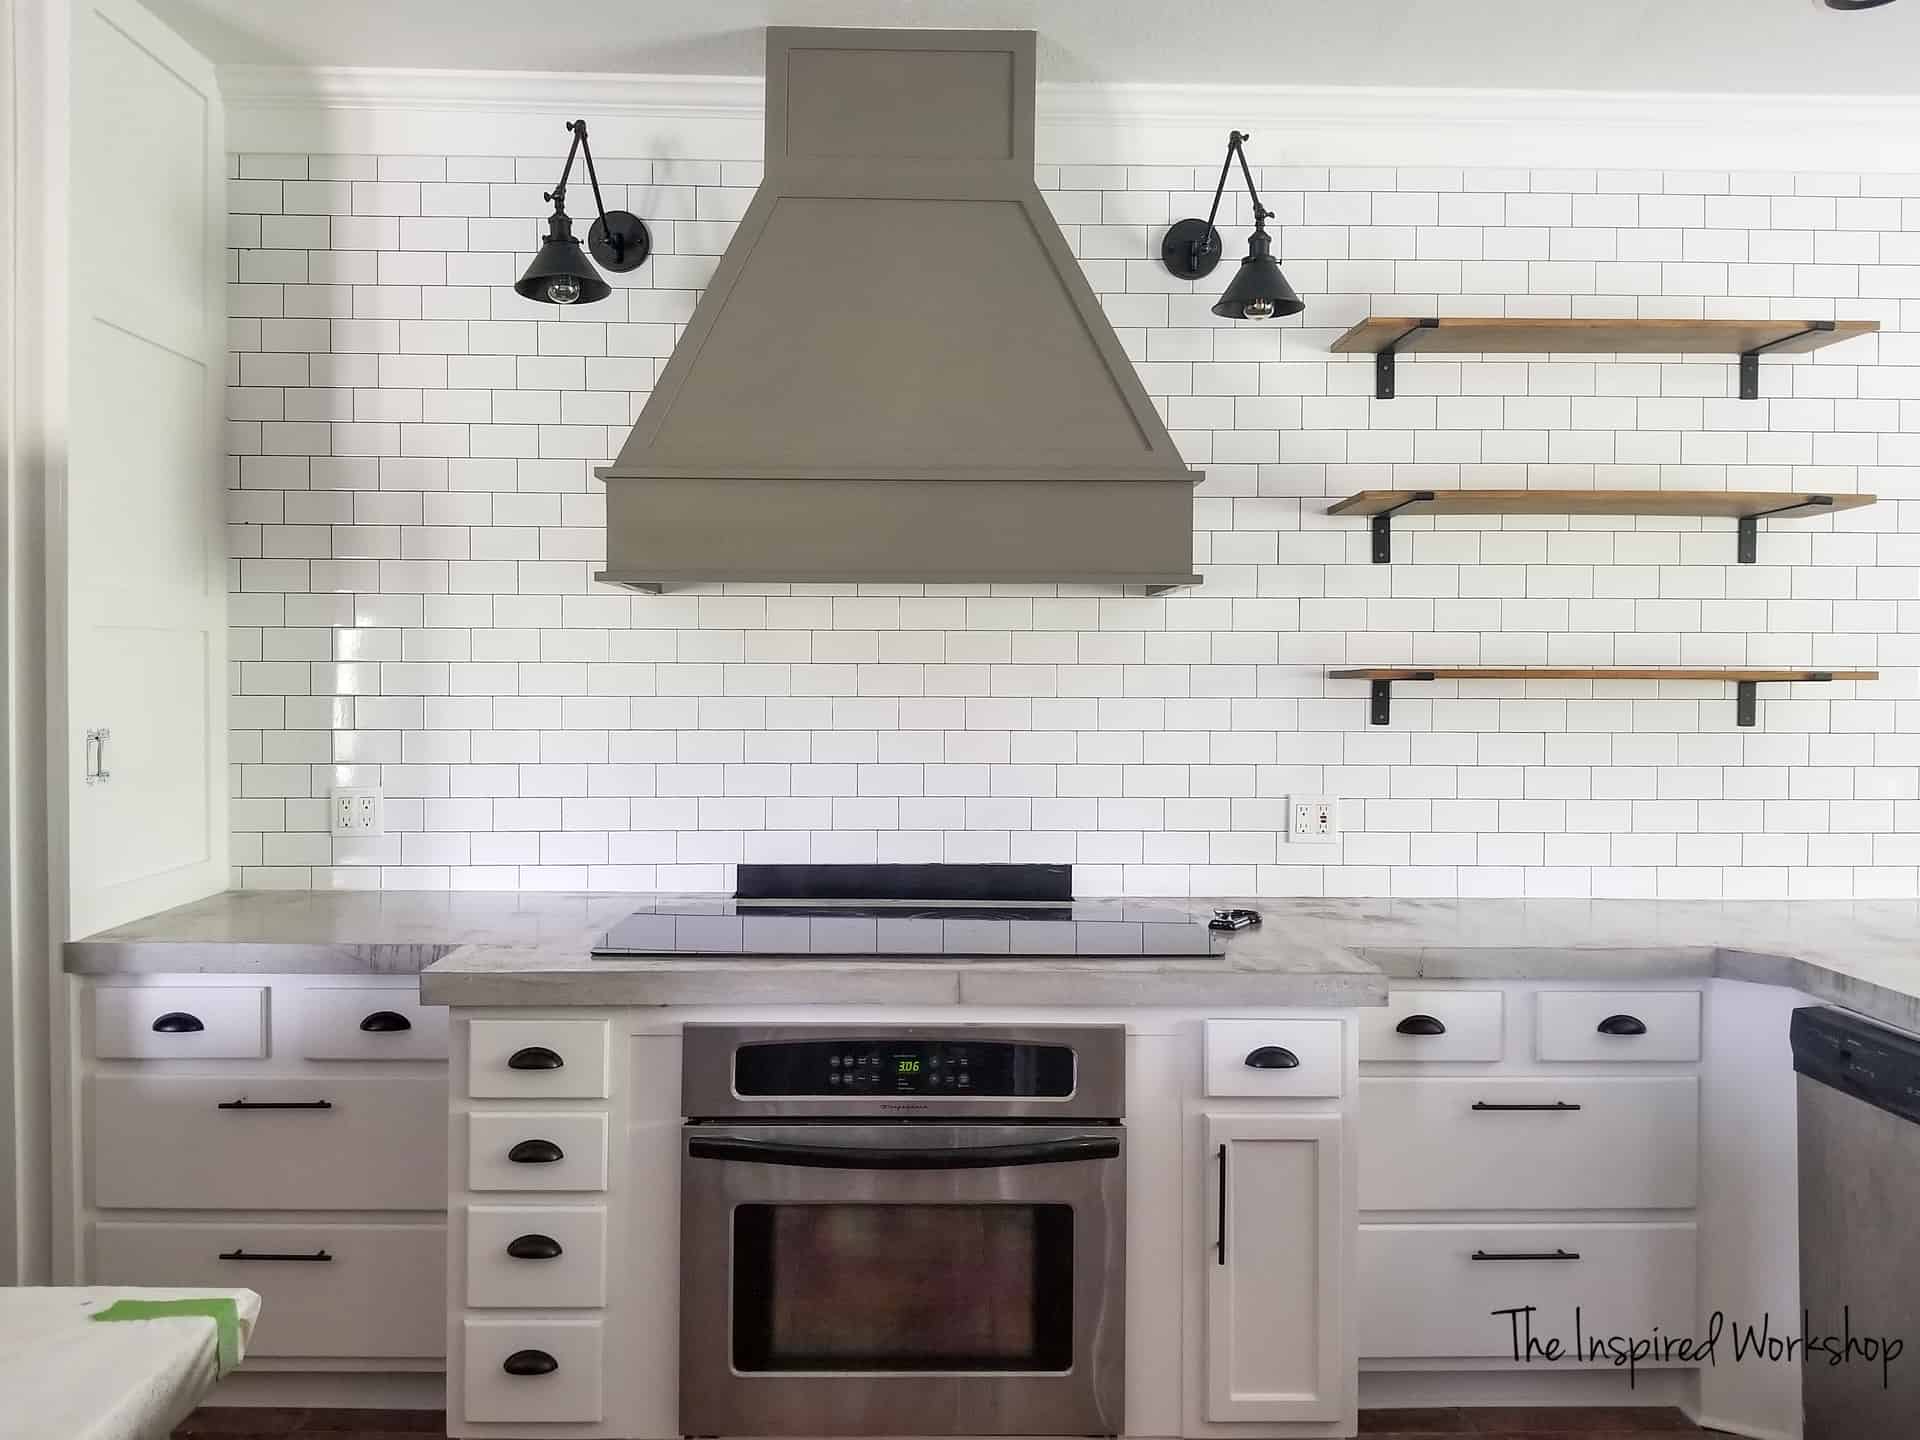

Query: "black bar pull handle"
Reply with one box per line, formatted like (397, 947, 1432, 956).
(686, 1134, 1120, 1172)
(151, 1012, 204, 1034)
(1396, 1014, 1447, 1036)
(1597, 1013, 1648, 1036)
(359, 1010, 412, 1032)
(1244, 1045, 1300, 1069)
(1472, 1100, 1582, 1112)
(508, 1138, 565, 1165)
(1471, 1248, 1581, 1262)
(507, 1233, 565, 1261)
(502, 1349, 558, 1377)
(508, 1046, 564, 1071)
(218, 1098, 333, 1110)
(218, 1248, 332, 1263)
(1215, 1143, 1228, 1266)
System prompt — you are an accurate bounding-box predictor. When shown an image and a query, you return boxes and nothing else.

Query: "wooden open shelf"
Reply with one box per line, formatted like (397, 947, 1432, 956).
(1328, 667, 1879, 727)
(1330, 316, 1878, 399)
(1326, 489, 1877, 563)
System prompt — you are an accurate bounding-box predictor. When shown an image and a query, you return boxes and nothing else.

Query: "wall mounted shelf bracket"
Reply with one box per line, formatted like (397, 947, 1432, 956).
(1739, 321, 1835, 400)
(1368, 673, 1435, 725)
(1736, 495, 1837, 564)
(1368, 491, 1438, 563)
(1373, 319, 1437, 399)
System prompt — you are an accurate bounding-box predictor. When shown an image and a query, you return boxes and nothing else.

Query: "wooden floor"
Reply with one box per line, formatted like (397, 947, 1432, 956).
(174, 1409, 1728, 1439)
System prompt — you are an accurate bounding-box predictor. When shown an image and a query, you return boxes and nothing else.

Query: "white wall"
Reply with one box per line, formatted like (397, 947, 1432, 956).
(219, 95, 1920, 901)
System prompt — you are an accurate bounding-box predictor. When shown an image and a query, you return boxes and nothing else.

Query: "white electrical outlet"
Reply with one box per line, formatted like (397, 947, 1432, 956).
(1288, 796, 1341, 845)
(329, 786, 384, 837)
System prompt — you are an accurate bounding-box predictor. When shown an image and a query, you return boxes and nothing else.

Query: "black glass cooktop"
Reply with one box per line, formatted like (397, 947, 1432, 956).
(592, 900, 1233, 959)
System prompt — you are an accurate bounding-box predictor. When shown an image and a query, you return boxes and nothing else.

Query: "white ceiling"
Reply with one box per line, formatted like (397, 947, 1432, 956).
(149, 0, 1920, 95)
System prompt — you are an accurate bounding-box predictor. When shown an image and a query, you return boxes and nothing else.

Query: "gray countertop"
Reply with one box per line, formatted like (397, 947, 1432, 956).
(65, 891, 1920, 1028)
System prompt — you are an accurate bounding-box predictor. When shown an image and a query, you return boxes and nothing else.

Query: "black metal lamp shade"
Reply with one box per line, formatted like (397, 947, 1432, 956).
(1211, 224, 1304, 321)
(516, 211, 610, 306)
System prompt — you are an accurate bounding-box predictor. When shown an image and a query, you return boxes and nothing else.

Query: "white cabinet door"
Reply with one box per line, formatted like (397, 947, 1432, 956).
(63, 0, 226, 937)
(1203, 1112, 1344, 1424)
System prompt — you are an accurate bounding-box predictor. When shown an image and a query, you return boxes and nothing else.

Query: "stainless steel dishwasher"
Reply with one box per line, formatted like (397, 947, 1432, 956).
(1791, 1005, 1920, 1437)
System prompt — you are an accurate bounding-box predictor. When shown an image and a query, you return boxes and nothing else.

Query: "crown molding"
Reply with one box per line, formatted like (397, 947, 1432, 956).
(218, 64, 1920, 173)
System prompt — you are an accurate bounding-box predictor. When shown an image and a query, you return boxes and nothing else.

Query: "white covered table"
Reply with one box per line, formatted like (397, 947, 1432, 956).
(0, 1287, 260, 1440)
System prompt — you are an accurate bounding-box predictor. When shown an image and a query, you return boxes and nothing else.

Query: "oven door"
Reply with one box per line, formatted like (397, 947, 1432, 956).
(680, 1122, 1125, 1437)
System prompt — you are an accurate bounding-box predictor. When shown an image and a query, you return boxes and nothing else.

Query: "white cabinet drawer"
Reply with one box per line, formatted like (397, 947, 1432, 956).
(1359, 1077, 1698, 1212)
(92, 1221, 445, 1359)
(463, 1318, 604, 1424)
(1536, 991, 1702, 1063)
(469, 1019, 610, 1099)
(1203, 1019, 1343, 1098)
(466, 1204, 607, 1309)
(1358, 1222, 1697, 1359)
(90, 1074, 448, 1211)
(299, 985, 448, 1061)
(468, 1112, 609, 1193)
(1359, 990, 1505, 1063)
(90, 986, 266, 1060)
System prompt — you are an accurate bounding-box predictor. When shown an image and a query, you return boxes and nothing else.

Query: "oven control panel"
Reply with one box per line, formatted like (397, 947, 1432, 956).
(734, 1038, 1076, 1097)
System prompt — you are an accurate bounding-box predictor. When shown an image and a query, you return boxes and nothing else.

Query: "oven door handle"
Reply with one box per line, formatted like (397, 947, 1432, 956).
(686, 1134, 1121, 1170)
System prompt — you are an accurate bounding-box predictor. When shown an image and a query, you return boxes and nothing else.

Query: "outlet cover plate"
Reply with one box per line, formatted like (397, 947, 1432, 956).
(329, 786, 384, 837)
(1288, 795, 1341, 845)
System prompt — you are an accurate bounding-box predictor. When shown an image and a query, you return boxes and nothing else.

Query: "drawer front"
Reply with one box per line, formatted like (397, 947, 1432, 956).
(1359, 1076, 1698, 1211)
(466, 1204, 608, 1309)
(91, 986, 267, 1060)
(1359, 990, 1505, 1063)
(468, 1112, 609, 1193)
(92, 1221, 445, 1359)
(90, 1074, 447, 1211)
(469, 1019, 610, 1099)
(463, 1318, 604, 1424)
(299, 985, 449, 1061)
(1358, 1222, 1697, 1359)
(1203, 1018, 1343, 1098)
(1536, 991, 1702, 1063)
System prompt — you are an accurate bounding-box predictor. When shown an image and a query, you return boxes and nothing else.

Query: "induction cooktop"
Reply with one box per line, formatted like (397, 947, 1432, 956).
(591, 900, 1238, 959)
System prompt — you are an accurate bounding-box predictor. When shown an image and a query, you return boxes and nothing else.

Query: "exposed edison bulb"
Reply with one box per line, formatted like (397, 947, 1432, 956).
(1242, 297, 1277, 320)
(546, 274, 582, 305)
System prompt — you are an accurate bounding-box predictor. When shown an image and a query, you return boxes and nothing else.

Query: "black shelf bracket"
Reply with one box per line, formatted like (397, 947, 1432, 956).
(1739, 321, 1834, 400)
(1373, 319, 1438, 399)
(1735, 680, 1757, 728)
(1369, 491, 1437, 564)
(1735, 495, 1835, 564)
(1367, 672, 1436, 725)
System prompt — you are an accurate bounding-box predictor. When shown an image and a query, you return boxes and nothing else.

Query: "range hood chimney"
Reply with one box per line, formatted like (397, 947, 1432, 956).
(596, 27, 1201, 594)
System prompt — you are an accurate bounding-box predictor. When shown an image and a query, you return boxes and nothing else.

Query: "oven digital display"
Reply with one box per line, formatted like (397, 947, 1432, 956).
(734, 1039, 1076, 1097)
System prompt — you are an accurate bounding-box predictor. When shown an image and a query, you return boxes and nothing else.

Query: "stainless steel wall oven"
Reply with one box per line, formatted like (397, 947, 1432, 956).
(679, 1024, 1126, 1437)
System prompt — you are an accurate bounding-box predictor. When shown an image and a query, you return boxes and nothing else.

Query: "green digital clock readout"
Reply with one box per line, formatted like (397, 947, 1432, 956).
(895, 1057, 922, 1075)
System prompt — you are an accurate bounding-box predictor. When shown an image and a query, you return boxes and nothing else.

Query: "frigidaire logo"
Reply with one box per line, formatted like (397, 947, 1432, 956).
(879, 1102, 930, 1112)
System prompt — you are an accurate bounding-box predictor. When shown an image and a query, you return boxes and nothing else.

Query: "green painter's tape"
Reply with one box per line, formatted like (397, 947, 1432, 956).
(90, 1297, 243, 1376)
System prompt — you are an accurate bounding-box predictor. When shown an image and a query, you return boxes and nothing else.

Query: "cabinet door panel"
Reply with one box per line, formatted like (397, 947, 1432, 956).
(1204, 1112, 1344, 1423)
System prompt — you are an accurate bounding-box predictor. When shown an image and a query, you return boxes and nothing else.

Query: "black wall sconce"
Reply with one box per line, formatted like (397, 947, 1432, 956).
(1160, 130, 1304, 321)
(516, 119, 650, 306)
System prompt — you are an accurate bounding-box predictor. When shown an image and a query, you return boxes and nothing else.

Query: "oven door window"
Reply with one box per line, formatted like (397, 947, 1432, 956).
(732, 1204, 1074, 1372)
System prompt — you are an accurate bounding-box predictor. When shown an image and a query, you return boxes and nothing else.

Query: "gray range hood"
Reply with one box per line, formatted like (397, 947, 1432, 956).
(595, 27, 1201, 594)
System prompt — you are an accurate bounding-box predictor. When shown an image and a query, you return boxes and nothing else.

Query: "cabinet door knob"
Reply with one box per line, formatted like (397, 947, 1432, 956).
(508, 1138, 564, 1165)
(1597, 1013, 1648, 1036)
(151, 1012, 204, 1034)
(1395, 1013, 1447, 1036)
(507, 1233, 565, 1261)
(1243, 1045, 1300, 1069)
(508, 1045, 564, 1070)
(358, 1010, 412, 1032)
(502, 1349, 558, 1377)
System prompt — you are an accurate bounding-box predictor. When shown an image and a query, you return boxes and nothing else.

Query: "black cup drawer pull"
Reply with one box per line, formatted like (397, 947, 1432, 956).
(1395, 1013, 1447, 1036)
(1597, 1013, 1648, 1036)
(1471, 1248, 1581, 1262)
(507, 1233, 565, 1261)
(502, 1349, 558, 1377)
(359, 1010, 412, 1032)
(219, 1248, 332, 1263)
(508, 1046, 564, 1071)
(1471, 1100, 1582, 1112)
(218, 1098, 333, 1110)
(1244, 1045, 1300, 1069)
(151, 1012, 205, 1034)
(508, 1138, 565, 1165)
